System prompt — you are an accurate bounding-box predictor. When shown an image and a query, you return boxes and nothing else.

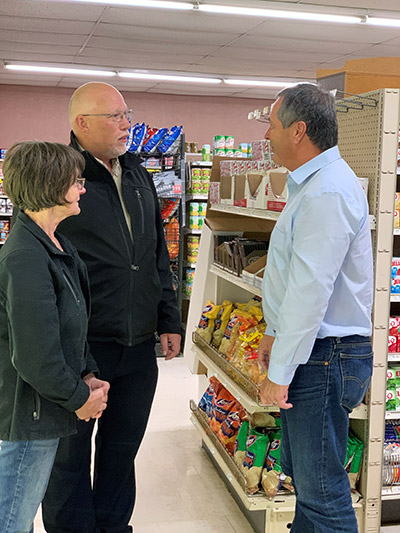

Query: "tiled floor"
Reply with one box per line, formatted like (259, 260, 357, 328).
(33, 357, 400, 533)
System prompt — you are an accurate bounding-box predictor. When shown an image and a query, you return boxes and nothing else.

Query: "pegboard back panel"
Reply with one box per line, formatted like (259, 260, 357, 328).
(337, 89, 383, 217)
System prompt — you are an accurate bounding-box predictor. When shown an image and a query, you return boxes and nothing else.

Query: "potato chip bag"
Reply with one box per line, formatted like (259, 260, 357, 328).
(196, 300, 216, 343)
(198, 377, 221, 419)
(217, 402, 246, 455)
(234, 420, 249, 470)
(262, 428, 294, 499)
(242, 430, 270, 494)
(212, 300, 233, 348)
(209, 386, 236, 433)
(345, 431, 364, 491)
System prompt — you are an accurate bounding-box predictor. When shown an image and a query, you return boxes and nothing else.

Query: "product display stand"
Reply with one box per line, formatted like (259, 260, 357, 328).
(139, 135, 186, 328)
(184, 89, 400, 533)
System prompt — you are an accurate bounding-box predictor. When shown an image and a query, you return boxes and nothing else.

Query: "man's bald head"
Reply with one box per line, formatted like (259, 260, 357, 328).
(69, 82, 130, 167)
(69, 82, 125, 129)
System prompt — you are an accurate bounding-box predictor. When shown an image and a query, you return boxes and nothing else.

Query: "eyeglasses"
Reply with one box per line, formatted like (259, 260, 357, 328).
(75, 178, 86, 190)
(81, 109, 133, 123)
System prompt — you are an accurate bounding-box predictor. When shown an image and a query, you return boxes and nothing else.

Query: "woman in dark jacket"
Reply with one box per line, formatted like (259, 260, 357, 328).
(0, 141, 109, 533)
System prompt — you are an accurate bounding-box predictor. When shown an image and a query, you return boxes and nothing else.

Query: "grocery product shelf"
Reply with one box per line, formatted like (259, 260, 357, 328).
(192, 332, 367, 420)
(385, 411, 400, 420)
(183, 260, 197, 268)
(388, 353, 400, 362)
(209, 264, 262, 297)
(186, 194, 209, 201)
(184, 228, 202, 235)
(391, 295, 400, 302)
(382, 485, 400, 500)
(0, 213, 12, 217)
(209, 204, 280, 221)
(190, 400, 295, 511)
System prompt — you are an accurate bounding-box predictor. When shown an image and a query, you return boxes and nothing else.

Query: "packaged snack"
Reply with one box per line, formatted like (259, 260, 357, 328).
(212, 300, 233, 348)
(142, 127, 168, 153)
(262, 428, 294, 499)
(196, 301, 217, 343)
(158, 126, 183, 154)
(165, 218, 179, 260)
(234, 420, 249, 469)
(126, 122, 140, 151)
(387, 389, 397, 411)
(249, 411, 278, 428)
(344, 432, 364, 491)
(209, 386, 236, 433)
(129, 122, 146, 153)
(242, 429, 270, 494)
(217, 401, 246, 454)
(198, 377, 221, 419)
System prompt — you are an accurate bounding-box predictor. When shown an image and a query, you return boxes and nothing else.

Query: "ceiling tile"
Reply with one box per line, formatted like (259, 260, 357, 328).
(93, 24, 237, 47)
(78, 46, 203, 64)
(211, 46, 342, 63)
(0, 51, 78, 63)
(0, 15, 95, 34)
(296, 0, 400, 9)
(0, 0, 104, 20)
(0, 29, 87, 47)
(84, 37, 217, 56)
(102, 7, 266, 33)
(0, 41, 80, 56)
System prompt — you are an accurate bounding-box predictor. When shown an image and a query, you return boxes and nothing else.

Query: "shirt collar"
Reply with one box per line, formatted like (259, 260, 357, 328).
(288, 146, 341, 185)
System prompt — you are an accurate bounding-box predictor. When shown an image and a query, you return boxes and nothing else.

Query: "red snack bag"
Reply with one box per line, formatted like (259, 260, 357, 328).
(389, 336, 397, 353)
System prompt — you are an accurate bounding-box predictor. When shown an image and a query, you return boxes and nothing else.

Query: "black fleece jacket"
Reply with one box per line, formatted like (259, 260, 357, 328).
(57, 132, 180, 346)
(0, 212, 97, 440)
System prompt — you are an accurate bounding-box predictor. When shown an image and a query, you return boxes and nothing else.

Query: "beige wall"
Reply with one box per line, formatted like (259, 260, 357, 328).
(0, 84, 270, 149)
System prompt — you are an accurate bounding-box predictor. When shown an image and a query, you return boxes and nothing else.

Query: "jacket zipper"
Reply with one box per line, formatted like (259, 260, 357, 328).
(33, 392, 40, 421)
(136, 189, 145, 235)
(62, 270, 81, 305)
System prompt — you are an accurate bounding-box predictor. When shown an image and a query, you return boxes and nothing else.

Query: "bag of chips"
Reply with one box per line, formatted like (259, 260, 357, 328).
(345, 431, 364, 491)
(212, 300, 233, 348)
(262, 428, 294, 499)
(196, 301, 217, 343)
(234, 420, 249, 470)
(198, 377, 221, 419)
(217, 402, 246, 455)
(209, 386, 236, 433)
(242, 429, 270, 494)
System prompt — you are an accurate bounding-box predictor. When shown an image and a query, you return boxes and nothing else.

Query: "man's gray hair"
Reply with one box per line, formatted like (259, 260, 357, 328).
(276, 83, 338, 151)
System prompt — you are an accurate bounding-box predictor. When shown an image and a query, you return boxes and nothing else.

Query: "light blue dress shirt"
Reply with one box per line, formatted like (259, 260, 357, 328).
(262, 146, 373, 386)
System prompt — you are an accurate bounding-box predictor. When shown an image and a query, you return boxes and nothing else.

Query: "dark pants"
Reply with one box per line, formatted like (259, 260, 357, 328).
(42, 337, 158, 533)
(281, 335, 373, 533)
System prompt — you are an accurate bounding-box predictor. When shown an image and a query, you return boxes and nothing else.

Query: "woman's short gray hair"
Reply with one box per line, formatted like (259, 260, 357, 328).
(2, 141, 85, 212)
(276, 83, 338, 151)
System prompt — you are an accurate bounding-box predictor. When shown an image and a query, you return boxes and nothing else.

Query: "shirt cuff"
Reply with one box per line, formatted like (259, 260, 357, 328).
(267, 359, 298, 386)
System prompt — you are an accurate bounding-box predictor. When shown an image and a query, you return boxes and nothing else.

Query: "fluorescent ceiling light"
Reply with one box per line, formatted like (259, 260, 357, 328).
(119, 72, 221, 84)
(197, 5, 360, 24)
(5, 64, 116, 76)
(365, 16, 400, 28)
(46, 0, 192, 9)
(224, 79, 297, 88)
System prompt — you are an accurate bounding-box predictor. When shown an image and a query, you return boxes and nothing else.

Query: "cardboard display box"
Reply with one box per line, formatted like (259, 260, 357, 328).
(242, 253, 268, 286)
(267, 169, 288, 212)
(245, 171, 269, 209)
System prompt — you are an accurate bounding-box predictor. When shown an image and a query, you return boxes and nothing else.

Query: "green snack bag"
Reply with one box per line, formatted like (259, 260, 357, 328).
(387, 368, 397, 389)
(242, 429, 270, 494)
(387, 389, 397, 411)
(345, 432, 364, 490)
(262, 428, 294, 499)
(234, 420, 249, 469)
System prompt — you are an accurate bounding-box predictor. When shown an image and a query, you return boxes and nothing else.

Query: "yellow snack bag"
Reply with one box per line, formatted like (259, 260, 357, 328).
(196, 301, 217, 343)
(212, 300, 233, 348)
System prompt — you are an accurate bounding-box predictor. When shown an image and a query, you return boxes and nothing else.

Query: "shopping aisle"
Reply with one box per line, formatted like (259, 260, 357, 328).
(33, 357, 400, 532)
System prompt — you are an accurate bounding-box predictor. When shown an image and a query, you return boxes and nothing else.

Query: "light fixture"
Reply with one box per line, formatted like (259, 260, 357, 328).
(119, 72, 222, 84)
(40, 0, 192, 9)
(365, 16, 400, 28)
(224, 79, 297, 88)
(197, 5, 361, 24)
(5, 64, 116, 77)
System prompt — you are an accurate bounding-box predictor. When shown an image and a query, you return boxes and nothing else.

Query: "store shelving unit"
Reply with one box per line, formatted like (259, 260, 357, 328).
(184, 89, 400, 533)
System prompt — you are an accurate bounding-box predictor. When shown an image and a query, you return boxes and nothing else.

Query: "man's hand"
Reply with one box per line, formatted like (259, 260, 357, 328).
(259, 376, 293, 410)
(160, 333, 181, 360)
(258, 334, 275, 371)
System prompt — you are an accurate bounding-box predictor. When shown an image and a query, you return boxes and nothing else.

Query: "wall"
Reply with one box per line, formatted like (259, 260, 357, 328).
(0, 85, 270, 149)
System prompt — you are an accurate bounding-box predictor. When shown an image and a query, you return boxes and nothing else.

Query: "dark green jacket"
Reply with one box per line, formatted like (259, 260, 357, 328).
(0, 212, 98, 441)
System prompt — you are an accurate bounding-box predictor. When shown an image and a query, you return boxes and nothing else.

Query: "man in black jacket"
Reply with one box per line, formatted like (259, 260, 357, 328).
(42, 82, 181, 533)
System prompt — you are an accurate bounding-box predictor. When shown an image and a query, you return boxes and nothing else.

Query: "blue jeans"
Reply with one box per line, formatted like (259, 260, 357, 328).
(0, 438, 59, 533)
(280, 335, 373, 533)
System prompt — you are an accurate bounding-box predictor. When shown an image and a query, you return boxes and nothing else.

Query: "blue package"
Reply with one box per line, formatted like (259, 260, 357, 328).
(127, 123, 140, 152)
(142, 127, 168, 153)
(129, 122, 146, 153)
(158, 126, 183, 154)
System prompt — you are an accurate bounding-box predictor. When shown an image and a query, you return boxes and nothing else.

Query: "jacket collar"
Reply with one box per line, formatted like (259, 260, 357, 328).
(69, 131, 143, 175)
(15, 211, 76, 257)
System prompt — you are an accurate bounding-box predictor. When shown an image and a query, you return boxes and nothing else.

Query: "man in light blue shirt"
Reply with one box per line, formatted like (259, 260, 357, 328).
(259, 83, 373, 532)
